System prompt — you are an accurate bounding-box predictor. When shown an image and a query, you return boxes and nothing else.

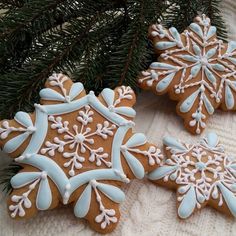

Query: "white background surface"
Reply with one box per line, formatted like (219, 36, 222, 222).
(1, 1, 236, 235)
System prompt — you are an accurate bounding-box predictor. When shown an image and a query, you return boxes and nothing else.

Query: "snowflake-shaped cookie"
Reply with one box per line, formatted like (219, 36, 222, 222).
(0, 73, 162, 233)
(139, 14, 236, 134)
(148, 132, 236, 219)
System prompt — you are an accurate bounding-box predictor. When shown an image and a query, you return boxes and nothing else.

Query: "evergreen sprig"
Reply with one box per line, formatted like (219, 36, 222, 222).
(0, 0, 228, 192)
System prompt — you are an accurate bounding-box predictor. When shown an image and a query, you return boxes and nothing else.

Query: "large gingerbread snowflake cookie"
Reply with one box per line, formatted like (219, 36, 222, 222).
(139, 14, 236, 134)
(0, 73, 162, 233)
(148, 132, 236, 219)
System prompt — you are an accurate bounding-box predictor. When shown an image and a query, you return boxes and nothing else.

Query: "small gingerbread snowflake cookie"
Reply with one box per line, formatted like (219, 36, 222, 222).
(139, 14, 236, 134)
(148, 132, 236, 219)
(0, 73, 163, 233)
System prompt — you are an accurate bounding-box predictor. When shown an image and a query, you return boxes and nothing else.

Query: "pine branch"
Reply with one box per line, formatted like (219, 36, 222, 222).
(0, 163, 22, 193)
(0, 0, 228, 192)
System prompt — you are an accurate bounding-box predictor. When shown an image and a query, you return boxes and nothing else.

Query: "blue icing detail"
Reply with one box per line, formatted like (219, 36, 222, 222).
(156, 41, 177, 50)
(68, 82, 84, 101)
(40, 88, 66, 102)
(193, 44, 201, 56)
(150, 62, 177, 70)
(206, 48, 217, 59)
(97, 183, 125, 203)
(148, 165, 178, 180)
(36, 178, 52, 210)
(205, 132, 218, 148)
(74, 184, 92, 218)
(156, 73, 175, 92)
(206, 26, 216, 40)
(203, 94, 214, 115)
(11, 172, 41, 188)
(218, 182, 236, 217)
(125, 133, 146, 148)
(163, 136, 187, 151)
(226, 41, 236, 54)
(169, 27, 182, 46)
(3, 132, 31, 153)
(211, 63, 225, 71)
(189, 23, 203, 39)
(180, 89, 199, 113)
(113, 106, 136, 117)
(204, 67, 216, 85)
(228, 57, 236, 65)
(178, 185, 196, 219)
(20, 154, 69, 196)
(69, 169, 123, 193)
(22, 108, 48, 155)
(121, 150, 145, 179)
(191, 64, 201, 77)
(14, 111, 33, 128)
(225, 84, 234, 109)
(101, 88, 115, 107)
(179, 55, 198, 62)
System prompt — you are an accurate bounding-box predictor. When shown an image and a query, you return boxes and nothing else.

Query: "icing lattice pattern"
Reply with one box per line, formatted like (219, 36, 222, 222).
(149, 132, 236, 218)
(0, 73, 162, 233)
(139, 15, 236, 134)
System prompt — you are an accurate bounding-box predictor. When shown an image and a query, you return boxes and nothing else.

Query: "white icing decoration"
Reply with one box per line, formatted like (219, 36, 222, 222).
(0, 75, 159, 229)
(148, 132, 236, 218)
(141, 14, 236, 133)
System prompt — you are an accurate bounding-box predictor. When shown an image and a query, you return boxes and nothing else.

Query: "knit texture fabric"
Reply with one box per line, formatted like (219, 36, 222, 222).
(0, 1, 236, 235)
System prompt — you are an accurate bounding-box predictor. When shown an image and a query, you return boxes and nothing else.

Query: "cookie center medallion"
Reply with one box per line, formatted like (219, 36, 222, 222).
(199, 56, 208, 66)
(195, 161, 206, 171)
(74, 133, 85, 143)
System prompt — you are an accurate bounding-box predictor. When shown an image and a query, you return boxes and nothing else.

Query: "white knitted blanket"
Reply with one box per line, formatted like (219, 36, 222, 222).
(1, 1, 236, 235)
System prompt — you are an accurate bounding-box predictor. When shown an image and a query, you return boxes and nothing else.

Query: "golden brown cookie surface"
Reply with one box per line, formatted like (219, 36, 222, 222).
(0, 73, 163, 233)
(148, 132, 236, 219)
(139, 14, 236, 134)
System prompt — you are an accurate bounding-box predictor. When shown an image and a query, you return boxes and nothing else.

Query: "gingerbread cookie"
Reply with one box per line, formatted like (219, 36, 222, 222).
(139, 14, 236, 134)
(0, 73, 163, 233)
(148, 132, 236, 219)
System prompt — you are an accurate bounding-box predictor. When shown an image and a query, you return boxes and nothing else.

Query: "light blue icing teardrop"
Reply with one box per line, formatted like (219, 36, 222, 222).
(36, 178, 52, 210)
(230, 81, 236, 90)
(69, 82, 84, 101)
(204, 67, 216, 86)
(226, 41, 236, 54)
(228, 57, 236, 65)
(211, 64, 225, 71)
(203, 94, 214, 115)
(205, 132, 218, 148)
(156, 73, 175, 92)
(97, 183, 125, 203)
(14, 112, 33, 128)
(101, 88, 115, 107)
(3, 132, 30, 153)
(122, 151, 145, 179)
(163, 136, 187, 151)
(191, 63, 201, 77)
(169, 27, 182, 45)
(193, 44, 201, 56)
(40, 88, 65, 102)
(179, 55, 198, 62)
(218, 182, 236, 217)
(189, 23, 203, 39)
(125, 133, 147, 148)
(178, 185, 196, 219)
(114, 106, 136, 117)
(206, 48, 217, 59)
(180, 89, 199, 113)
(225, 84, 234, 109)
(11, 172, 41, 188)
(206, 26, 216, 40)
(156, 41, 177, 50)
(148, 165, 178, 180)
(150, 62, 177, 70)
(74, 184, 91, 218)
